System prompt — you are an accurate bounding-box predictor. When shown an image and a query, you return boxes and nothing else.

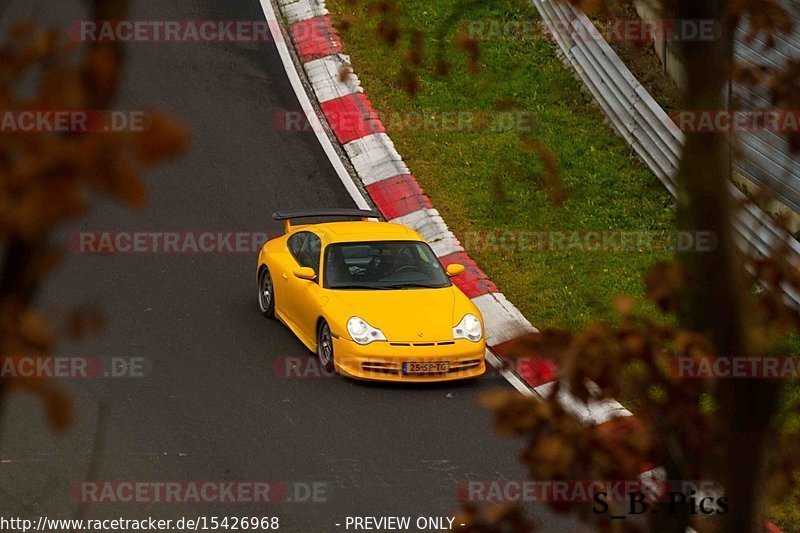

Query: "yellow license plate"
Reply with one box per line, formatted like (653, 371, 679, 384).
(403, 362, 450, 374)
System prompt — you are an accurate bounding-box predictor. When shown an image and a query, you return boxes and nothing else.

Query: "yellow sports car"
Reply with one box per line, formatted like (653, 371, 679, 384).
(257, 209, 486, 382)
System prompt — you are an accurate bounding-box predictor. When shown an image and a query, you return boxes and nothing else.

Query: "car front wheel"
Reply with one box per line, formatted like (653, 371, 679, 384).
(317, 320, 335, 374)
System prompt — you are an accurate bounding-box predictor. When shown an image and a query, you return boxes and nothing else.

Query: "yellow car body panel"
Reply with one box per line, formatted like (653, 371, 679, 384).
(257, 220, 486, 382)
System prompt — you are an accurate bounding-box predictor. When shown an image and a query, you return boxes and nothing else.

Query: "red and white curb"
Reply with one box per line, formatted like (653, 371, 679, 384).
(260, 0, 629, 421)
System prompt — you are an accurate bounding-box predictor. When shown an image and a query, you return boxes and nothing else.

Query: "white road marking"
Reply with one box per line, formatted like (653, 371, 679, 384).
(485, 349, 535, 396)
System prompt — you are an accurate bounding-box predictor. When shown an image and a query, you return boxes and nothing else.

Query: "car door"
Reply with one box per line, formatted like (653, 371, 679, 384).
(284, 231, 323, 346)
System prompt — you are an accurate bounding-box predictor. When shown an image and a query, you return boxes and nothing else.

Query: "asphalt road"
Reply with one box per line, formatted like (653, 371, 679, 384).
(0, 1, 585, 530)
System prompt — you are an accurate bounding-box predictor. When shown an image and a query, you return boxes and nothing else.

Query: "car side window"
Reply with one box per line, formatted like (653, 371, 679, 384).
(304, 234, 321, 273)
(288, 232, 321, 275)
(288, 233, 306, 261)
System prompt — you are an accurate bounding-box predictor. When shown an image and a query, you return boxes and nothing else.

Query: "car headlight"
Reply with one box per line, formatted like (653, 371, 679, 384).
(454, 314, 483, 342)
(347, 317, 387, 345)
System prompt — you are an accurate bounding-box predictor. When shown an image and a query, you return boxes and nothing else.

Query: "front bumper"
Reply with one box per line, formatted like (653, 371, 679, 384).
(332, 336, 486, 382)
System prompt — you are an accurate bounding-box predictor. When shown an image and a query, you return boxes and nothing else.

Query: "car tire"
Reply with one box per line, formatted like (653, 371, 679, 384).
(258, 266, 275, 318)
(317, 320, 335, 374)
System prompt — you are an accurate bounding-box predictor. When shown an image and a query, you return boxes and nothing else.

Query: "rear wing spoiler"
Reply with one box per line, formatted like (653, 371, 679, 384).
(272, 209, 381, 233)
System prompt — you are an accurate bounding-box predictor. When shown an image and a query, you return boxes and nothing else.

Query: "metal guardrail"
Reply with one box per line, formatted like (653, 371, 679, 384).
(734, 15, 800, 213)
(531, 0, 800, 307)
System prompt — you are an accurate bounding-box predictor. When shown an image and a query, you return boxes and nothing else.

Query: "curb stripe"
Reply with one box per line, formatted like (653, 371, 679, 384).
(388, 208, 464, 258)
(304, 54, 363, 103)
(321, 93, 385, 144)
(508, 358, 557, 387)
(488, 332, 557, 387)
(533, 381, 632, 425)
(343, 133, 412, 186)
(277, 0, 327, 25)
(365, 174, 433, 220)
(490, 340, 558, 387)
(471, 293, 538, 347)
(439, 252, 498, 299)
(291, 16, 343, 61)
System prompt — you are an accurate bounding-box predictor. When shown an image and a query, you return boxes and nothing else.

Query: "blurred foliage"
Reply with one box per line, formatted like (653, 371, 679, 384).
(0, 21, 187, 430)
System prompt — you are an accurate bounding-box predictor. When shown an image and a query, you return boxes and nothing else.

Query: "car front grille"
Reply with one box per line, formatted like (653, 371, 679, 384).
(448, 359, 483, 371)
(389, 341, 457, 347)
(360, 362, 400, 375)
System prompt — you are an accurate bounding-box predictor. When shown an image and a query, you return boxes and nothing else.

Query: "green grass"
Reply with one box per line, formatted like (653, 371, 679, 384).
(328, 0, 674, 329)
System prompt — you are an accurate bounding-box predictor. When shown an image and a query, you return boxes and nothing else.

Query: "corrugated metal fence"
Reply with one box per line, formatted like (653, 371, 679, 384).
(734, 4, 800, 212)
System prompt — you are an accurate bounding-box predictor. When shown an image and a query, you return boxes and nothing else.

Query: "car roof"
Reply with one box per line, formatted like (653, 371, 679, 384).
(295, 221, 422, 243)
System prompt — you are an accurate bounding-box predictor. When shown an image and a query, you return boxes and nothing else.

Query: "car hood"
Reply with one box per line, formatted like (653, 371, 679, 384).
(327, 285, 470, 342)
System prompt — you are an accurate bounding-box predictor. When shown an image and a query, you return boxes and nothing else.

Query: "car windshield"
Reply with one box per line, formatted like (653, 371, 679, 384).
(324, 241, 451, 290)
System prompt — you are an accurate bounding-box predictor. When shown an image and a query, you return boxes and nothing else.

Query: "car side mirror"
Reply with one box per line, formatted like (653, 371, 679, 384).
(294, 267, 317, 281)
(446, 264, 466, 277)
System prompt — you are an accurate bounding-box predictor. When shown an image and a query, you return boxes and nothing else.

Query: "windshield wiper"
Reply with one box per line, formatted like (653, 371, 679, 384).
(330, 284, 393, 290)
(382, 283, 446, 290)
